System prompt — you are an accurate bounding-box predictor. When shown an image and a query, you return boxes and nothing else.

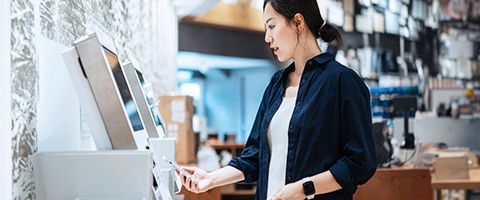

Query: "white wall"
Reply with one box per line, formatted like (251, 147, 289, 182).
(0, 0, 12, 198)
(36, 36, 82, 151)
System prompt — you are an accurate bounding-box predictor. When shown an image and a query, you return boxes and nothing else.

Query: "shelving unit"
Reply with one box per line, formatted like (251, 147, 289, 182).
(210, 143, 245, 157)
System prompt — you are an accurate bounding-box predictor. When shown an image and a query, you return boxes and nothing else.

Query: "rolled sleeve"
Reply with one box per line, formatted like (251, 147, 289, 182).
(228, 145, 260, 182)
(330, 71, 377, 194)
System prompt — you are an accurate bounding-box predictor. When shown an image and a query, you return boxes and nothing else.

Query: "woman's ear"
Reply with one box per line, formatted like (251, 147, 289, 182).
(293, 13, 305, 34)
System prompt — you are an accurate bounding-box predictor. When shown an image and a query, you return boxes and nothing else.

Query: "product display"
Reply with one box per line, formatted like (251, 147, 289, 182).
(389, 0, 401, 14)
(470, 1, 480, 20)
(373, 11, 385, 33)
(439, 0, 469, 20)
(344, 14, 354, 32)
(328, 1, 344, 27)
(358, 0, 371, 7)
(371, 0, 386, 8)
(385, 11, 400, 35)
(343, 0, 355, 14)
(356, 14, 373, 33)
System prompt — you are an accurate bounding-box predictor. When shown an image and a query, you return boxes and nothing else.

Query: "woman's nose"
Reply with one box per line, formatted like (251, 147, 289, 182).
(265, 35, 273, 44)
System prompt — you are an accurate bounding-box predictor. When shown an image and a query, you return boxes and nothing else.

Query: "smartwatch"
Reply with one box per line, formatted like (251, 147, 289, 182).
(302, 177, 315, 199)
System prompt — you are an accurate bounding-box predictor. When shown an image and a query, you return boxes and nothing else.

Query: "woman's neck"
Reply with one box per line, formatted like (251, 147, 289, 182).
(292, 35, 322, 77)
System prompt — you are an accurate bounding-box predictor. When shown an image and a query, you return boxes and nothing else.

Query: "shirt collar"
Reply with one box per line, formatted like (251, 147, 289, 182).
(312, 52, 334, 65)
(279, 52, 334, 78)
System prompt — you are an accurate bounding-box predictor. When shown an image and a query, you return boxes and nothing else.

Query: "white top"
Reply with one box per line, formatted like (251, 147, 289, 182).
(266, 96, 297, 199)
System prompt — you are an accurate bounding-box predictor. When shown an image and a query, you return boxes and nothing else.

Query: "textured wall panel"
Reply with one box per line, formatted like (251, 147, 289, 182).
(36, 0, 178, 94)
(11, 0, 178, 198)
(11, 0, 38, 198)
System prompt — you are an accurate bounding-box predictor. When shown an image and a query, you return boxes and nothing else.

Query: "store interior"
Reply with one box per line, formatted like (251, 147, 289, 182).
(1, 0, 480, 200)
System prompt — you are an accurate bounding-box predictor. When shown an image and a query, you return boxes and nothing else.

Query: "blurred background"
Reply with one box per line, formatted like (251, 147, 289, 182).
(1, 0, 480, 199)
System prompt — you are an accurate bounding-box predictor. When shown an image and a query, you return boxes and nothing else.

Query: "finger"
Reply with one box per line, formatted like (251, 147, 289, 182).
(186, 176, 192, 191)
(182, 174, 190, 190)
(179, 173, 186, 185)
(188, 174, 196, 186)
(195, 181, 201, 193)
(182, 166, 197, 174)
(191, 173, 200, 184)
(191, 178, 199, 192)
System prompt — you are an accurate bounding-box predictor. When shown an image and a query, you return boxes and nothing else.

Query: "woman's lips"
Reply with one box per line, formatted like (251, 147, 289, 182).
(272, 47, 279, 55)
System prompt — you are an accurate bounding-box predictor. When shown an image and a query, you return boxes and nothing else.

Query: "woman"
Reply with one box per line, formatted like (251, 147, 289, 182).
(178, 0, 376, 199)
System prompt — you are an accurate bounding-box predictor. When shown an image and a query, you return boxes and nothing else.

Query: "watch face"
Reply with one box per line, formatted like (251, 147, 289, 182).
(303, 181, 315, 196)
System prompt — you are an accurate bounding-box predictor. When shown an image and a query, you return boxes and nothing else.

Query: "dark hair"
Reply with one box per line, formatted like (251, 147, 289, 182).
(263, 0, 342, 50)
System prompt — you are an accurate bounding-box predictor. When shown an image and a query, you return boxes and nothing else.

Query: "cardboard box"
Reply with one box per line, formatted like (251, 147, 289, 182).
(467, 152, 479, 167)
(158, 95, 196, 164)
(434, 156, 469, 180)
(433, 148, 479, 168)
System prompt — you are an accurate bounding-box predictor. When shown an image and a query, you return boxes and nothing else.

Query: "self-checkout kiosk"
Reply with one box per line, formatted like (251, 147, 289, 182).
(33, 32, 178, 200)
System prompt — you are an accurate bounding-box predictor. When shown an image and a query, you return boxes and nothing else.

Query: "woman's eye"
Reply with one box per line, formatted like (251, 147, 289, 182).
(268, 25, 275, 30)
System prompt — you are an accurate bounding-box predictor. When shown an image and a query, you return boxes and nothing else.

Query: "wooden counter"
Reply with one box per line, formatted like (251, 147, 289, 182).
(431, 168, 480, 190)
(181, 187, 221, 200)
(354, 168, 433, 200)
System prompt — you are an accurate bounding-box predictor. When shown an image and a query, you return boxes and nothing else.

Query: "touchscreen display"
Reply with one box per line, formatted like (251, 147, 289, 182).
(135, 69, 164, 127)
(103, 47, 144, 131)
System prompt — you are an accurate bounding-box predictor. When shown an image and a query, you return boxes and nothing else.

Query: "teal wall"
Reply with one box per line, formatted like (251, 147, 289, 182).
(203, 67, 276, 143)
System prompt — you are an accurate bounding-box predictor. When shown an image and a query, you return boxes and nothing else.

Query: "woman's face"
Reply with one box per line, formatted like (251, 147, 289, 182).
(263, 2, 299, 62)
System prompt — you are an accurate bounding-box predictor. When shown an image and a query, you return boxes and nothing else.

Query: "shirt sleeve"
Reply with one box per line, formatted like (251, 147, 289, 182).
(329, 70, 377, 195)
(227, 72, 280, 183)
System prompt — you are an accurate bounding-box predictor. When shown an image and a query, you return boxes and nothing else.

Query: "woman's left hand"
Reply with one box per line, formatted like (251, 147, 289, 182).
(271, 181, 306, 200)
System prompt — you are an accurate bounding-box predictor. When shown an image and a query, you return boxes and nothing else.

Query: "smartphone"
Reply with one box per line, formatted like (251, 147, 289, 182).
(161, 155, 192, 179)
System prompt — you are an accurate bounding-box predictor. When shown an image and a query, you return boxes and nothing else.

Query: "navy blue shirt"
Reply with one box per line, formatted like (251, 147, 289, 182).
(228, 52, 377, 200)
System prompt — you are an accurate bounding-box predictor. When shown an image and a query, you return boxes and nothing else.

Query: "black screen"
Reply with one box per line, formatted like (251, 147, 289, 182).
(103, 47, 144, 131)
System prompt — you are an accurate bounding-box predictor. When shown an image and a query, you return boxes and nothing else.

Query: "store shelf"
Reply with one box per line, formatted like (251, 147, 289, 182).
(221, 183, 256, 197)
(210, 143, 245, 157)
(210, 143, 245, 150)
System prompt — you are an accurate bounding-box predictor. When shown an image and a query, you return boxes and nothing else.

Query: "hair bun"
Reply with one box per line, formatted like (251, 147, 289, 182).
(319, 22, 343, 50)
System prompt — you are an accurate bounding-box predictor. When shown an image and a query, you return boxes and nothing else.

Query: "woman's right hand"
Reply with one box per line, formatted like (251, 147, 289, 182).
(177, 166, 214, 193)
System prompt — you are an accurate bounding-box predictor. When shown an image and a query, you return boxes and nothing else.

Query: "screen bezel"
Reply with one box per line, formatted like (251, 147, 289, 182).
(102, 46, 145, 132)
